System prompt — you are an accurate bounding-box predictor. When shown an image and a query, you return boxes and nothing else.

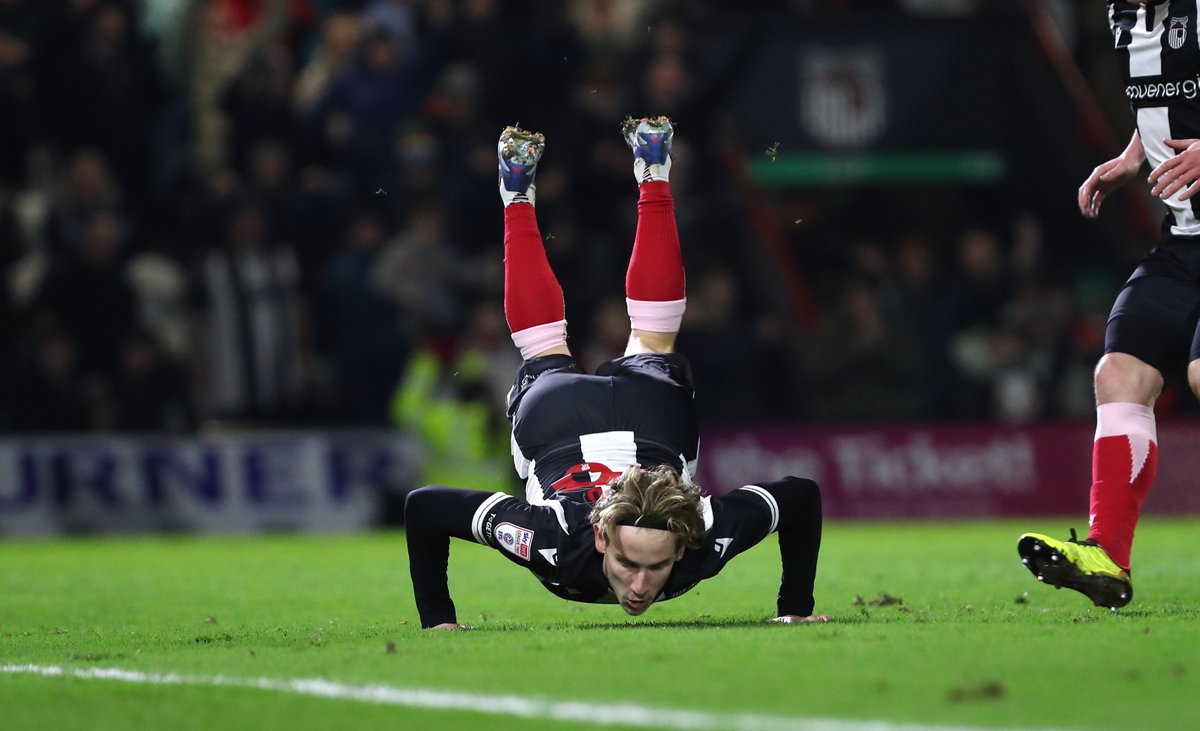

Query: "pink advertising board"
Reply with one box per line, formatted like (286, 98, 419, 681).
(695, 421, 1200, 519)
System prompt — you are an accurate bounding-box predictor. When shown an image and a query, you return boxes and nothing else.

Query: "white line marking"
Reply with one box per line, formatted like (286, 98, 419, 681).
(2, 664, 1065, 731)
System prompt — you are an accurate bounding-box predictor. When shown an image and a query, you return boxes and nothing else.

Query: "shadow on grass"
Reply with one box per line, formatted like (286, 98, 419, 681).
(474, 616, 850, 632)
(1106, 606, 1200, 619)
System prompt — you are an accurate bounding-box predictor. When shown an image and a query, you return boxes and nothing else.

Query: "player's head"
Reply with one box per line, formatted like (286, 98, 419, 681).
(588, 466, 704, 616)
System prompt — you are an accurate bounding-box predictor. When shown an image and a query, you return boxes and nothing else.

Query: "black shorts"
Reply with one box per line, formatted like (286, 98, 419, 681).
(505, 352, 699, 501)
(1106, 236, 1200, 373)
(505, 352, 696, 419)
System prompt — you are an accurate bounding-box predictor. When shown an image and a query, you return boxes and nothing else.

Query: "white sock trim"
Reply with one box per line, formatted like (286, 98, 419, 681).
(1095, 402, 1157, 442)
(627, 297, 686, 333)
(510, 319, 567, 360)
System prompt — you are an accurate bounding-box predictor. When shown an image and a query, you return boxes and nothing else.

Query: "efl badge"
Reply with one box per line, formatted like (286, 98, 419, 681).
(495, 522, 534, 561)
(1170, 17, 1188, 51)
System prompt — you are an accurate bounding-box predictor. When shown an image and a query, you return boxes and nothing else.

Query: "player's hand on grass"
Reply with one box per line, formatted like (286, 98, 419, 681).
(429, 623, 472, 631)
(770, 614, 829, 624)
(1078, 153, 1141, 218)
(1149, 138, 1200, 201)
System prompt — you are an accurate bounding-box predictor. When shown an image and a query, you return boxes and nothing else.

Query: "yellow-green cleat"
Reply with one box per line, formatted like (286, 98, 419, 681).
(1017, 529, 1132, 608)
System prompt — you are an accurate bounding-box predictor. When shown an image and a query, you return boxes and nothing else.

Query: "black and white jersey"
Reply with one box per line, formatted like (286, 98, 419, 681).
(404, 476, 823, 628)
(505, 353, 700, 504)
(1112, 0, 1200, 234)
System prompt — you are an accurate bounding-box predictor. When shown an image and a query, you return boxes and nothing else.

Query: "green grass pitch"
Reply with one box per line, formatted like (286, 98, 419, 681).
(2, 518, 1198, 730)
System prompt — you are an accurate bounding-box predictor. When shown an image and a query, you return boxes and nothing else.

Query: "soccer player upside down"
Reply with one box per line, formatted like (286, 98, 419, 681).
(404, 117, 826, 629)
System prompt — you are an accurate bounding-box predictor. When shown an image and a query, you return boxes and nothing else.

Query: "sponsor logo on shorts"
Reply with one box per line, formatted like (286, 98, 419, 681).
(495, 522, 534, 561)
(551, 462, 623, 494)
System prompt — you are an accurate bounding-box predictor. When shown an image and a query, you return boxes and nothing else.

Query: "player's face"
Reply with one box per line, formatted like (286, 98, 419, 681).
(593, 525, 683, 616)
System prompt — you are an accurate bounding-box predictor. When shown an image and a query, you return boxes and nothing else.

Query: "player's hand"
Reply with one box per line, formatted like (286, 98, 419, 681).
(1149, 138, 1200, 201)
(770, 614, 829, 624)
(1078, 154, 1140, 219)
(429, 623, 472, 631)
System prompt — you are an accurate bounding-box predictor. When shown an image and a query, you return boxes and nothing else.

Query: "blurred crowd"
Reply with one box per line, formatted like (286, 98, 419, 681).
(0, 0, 1159, 439)
(784, 211, 1126, 425)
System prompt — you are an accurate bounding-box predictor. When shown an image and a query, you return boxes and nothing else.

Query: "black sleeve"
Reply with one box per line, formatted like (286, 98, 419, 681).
(404, 485, 506, 628)
(715, 477, 822, 617)
(762, 477, 823, 617)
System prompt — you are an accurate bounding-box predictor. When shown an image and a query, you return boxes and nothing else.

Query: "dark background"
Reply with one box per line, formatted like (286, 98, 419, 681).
(0, 0, 1169, 440)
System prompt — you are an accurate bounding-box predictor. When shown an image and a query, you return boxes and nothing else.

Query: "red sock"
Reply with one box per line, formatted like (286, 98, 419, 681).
(1087, 402, 1157, 569)
(503, 203, 564, 333)
(626, 181, 685, 302)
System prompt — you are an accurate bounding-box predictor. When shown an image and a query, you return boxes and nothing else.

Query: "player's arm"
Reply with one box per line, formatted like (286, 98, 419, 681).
(764, 477, 825, 621)
(404, 485, 510, 629)
(724, 477, 825, 621)
(1079, 130, 1143, 218)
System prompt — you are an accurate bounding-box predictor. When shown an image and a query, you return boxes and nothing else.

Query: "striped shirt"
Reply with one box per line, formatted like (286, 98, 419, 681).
(1112, 0, 1200, 234)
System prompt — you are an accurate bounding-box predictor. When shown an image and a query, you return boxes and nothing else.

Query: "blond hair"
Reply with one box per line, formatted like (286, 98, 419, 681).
(588, 465, 705, 551)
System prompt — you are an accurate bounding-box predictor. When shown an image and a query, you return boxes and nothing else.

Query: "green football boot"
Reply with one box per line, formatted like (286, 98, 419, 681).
(1017, 529, 1132, 608)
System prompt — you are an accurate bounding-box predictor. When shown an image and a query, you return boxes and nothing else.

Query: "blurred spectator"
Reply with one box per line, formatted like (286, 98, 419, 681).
(113, 327, 196, 432)
(389, 305, 516, 494)
(435, 0, 507, 116)
(3, 326, 93, 432)
(884, 232, 959, 417)
(293, 11, 361, 115)
(799, 279, 924, 421)
(634, 51, 695, 119)
(577, 295, 632, 372)
(221, 41, 298, 172)
(570, 0, 646, 64)
(43, 0, 164, 212)
(0, 190, 16, 357)
(459, 299, 522, 409)
(371, 202, 474, 335)
(950, 227, 1013, 330)
(0, 0, 38, 188)
(180, 0, 288, 180)
(237, 138, 338, 281)
(316, 5, 432, 188)
(241, 139, 294, 235)
(27, 208, 138, 382)
(320, 207, 410, 425)
(950, 318, 1048, 424)
(193, 200, 311, 421)
(677, 266, 773, 423)
(43, 150, 123, 257)
(126, 249, 191, 360)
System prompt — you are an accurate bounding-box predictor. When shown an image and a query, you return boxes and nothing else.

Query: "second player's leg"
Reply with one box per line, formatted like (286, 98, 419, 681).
(1094, 352, 1163, 407)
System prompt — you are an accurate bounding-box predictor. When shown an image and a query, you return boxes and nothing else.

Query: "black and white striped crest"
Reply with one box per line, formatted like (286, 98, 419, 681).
(1169, 16, 1189, 50)
(799, 49, 886, 149)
